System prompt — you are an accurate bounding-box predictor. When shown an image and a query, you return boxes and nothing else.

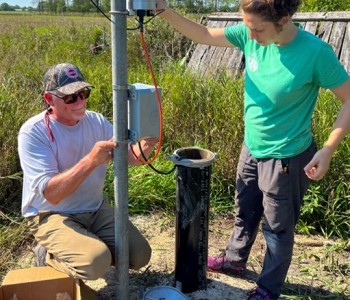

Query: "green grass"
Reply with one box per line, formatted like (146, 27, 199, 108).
(282, 240, 350, 299)
(301, 0, 350, 11)
(1, 12, 350, 297)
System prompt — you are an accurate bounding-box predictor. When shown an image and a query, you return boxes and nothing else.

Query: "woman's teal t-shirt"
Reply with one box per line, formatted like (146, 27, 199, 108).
(224, 24, 349, 158)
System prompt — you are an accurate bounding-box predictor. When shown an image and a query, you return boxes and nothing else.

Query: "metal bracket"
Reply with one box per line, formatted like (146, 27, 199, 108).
(109, 10, 129, 15)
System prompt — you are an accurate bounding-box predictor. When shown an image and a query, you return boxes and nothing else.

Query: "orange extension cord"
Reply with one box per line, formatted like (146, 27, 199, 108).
(130, 30, 164, 165)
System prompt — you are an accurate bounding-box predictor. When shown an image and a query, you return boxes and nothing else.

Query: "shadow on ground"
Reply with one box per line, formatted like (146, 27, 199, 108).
(280, 282, 348, 299)
(92, 266, 255, 300)
(91, 266, 348, 300)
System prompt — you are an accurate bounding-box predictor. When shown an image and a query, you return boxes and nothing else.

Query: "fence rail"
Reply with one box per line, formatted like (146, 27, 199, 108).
(188, 12, 350, 77)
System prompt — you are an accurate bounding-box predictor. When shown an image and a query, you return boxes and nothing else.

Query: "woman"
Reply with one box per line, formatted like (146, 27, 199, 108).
(155, 0, 350, 299)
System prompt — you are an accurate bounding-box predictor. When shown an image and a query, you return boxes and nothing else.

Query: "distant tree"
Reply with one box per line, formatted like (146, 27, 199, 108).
(37, 0, 45, 12)
(70, 0, 94, 12)
(45, 0, 55, 12)
(0, 2, 15, 11)
(56, 0, 67, 12)
(101, 0, 110, 12)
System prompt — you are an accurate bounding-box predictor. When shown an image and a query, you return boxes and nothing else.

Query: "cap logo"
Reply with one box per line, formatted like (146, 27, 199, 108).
(65, 67, 79, 79)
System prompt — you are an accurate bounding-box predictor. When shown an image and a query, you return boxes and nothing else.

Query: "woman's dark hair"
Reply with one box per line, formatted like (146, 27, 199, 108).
(240, 0, 301, 28)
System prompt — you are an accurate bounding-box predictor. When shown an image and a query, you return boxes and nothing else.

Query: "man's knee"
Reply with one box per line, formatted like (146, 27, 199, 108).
(80, 245, 112, 280)
(130, 242, 152, 270)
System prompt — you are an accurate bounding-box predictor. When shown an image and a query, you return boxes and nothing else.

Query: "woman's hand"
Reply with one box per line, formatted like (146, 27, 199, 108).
(304, 146, 333, 181)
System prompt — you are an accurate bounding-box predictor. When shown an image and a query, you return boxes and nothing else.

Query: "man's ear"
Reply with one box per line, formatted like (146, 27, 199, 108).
(43, 92, 54, 107)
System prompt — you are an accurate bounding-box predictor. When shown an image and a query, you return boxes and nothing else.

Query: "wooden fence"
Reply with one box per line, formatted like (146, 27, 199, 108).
(187, 12, 350, 77)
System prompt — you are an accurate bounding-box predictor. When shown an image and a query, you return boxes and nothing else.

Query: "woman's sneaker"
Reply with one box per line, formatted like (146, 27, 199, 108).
(247, 287, 272, 300)
(207, 252, 246, 275)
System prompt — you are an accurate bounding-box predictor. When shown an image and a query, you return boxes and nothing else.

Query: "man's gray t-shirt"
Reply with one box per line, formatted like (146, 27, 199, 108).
(18, 110, 113, 217)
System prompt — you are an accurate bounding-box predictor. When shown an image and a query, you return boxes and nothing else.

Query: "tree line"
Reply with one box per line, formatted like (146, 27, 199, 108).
(0, 3, 23, 11)
(1, 0, 350, 14)
(0, 0, 238, 13)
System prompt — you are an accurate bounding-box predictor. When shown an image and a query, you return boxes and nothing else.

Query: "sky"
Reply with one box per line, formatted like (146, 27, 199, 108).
(2, 0, 36, 7)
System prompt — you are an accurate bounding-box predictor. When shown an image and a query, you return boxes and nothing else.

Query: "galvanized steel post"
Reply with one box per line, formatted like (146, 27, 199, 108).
(110, 0, 129, 299)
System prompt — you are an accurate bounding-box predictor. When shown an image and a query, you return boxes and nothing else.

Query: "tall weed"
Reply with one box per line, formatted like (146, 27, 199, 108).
(1, 13, 350, 243)
(299, 91, 350, 239)
(301, 0, 350, 12)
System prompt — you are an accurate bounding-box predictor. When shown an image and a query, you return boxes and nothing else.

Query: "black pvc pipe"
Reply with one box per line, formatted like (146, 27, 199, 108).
(171, 147, 215, 293)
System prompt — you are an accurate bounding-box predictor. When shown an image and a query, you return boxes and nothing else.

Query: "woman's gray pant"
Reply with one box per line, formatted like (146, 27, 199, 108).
(226, 142, 317, 299)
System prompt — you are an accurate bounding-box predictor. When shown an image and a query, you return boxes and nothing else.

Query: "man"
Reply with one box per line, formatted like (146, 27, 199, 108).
(18, 63, 157, 280)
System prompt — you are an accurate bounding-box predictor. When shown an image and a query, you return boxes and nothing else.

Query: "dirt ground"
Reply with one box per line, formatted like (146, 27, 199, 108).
(16, 212, 349, 299)
(80, 213, 350, 300)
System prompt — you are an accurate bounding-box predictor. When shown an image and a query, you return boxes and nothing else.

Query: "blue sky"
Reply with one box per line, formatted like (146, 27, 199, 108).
(2, 0, 36, 7)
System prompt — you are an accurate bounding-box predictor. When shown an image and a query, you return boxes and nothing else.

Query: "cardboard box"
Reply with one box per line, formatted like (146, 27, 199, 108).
(0, 285, 3, 300)
(0, 267, 97, 300)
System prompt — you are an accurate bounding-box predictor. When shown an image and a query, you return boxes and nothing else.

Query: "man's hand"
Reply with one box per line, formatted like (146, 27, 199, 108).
(87, 139, 117, 167)
(128, 137, 159, 165)
(155, 0, 168, 11)
(143, 137, 159, 147)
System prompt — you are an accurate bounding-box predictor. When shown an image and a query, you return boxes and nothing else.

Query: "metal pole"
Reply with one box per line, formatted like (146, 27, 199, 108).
(110, 0, 129, 299)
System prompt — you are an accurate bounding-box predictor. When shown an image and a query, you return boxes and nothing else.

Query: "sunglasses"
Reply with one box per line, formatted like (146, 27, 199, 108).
(49, 88, 91, 104)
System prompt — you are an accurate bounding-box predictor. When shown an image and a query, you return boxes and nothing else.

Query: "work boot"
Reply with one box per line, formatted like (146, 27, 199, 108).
(33, 244, 47, 267)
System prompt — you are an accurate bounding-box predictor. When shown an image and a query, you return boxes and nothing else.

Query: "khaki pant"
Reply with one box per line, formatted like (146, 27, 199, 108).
(28, 199, 151, 280)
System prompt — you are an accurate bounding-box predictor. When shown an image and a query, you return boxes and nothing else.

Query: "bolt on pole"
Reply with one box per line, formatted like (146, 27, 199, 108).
(110, 0, 129, 299)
